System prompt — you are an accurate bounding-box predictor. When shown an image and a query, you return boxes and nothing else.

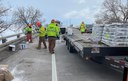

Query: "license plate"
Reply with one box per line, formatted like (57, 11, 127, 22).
(91, 47, 100, 53)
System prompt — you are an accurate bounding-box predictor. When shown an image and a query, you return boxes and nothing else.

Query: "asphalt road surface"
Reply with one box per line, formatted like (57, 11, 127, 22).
(0, 39, 123, 81)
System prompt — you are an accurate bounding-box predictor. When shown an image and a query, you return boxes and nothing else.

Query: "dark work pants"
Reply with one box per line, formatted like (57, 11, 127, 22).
(48, 37, 56, 53)
(26, 33, 32, 42)
(38, 36, 47, 48)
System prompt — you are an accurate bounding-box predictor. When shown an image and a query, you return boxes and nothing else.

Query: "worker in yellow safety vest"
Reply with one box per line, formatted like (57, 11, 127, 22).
(36, 22, 47, 49)
(46, 19, 60, 54)
(24, 24, 33, 43)
(80, 21, 86, 34)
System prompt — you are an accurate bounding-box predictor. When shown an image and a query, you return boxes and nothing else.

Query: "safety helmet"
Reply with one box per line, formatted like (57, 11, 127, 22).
(36, 22, 41, 27)
(82, 21, 84, 24)
(51, 19, 55, 23)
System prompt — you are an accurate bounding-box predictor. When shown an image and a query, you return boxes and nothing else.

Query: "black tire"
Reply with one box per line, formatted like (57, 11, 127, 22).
(67, 42, 70, 50)
(68, 43, 76, 53)
(66, 40, 68, 46)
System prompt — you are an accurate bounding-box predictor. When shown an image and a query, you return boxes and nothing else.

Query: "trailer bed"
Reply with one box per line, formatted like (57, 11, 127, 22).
(64, 28, 128, 57)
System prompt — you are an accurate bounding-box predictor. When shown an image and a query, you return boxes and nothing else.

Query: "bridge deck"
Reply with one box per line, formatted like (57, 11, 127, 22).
(0, 38, 122, 81)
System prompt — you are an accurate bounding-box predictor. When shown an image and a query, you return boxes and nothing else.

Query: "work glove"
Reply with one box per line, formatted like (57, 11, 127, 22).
(56, 36, 60, 40)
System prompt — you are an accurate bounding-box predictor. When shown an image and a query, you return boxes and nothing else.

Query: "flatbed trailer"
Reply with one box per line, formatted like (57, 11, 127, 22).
(64, 28, 128, 57)
(64, 28, 128, 71)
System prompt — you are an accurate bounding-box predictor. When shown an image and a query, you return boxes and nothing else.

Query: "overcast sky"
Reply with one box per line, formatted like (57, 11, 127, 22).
(3, 0, 104, 25)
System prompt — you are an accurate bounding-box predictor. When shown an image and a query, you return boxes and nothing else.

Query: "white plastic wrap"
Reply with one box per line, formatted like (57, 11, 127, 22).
(91, 24, 104, 42)
(67, 28, 73, 35)
(101, 23, 128, 46)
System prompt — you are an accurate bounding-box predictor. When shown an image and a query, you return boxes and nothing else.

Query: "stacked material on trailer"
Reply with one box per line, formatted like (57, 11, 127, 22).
(91, 24, 104, 42)
(66, 27, 73, 36)
(101, 23, 128, 46)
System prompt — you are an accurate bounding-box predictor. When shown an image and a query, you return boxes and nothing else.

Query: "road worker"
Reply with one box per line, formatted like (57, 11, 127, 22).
(80, 21, 86, 34)
(36, 22, 47, 49)
(24, 24, 33, 43)
(46, 19, 60, 54)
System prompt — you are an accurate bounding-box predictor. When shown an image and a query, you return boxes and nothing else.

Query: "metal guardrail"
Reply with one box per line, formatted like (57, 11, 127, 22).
(0, 33, 23, 42)
(0, 33, 25, 52)
(0, 36, 26, 52)
(0, 33, 23, 40)
(0, 33, 38, 52)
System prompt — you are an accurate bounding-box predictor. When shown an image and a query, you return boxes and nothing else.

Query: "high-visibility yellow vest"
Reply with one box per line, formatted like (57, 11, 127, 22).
(46, 23, 59, 37)
(56, 24, 60, 33)
(38, 26, 46, 37)
(80, 23, 86, 32)
(24, 26, 32, 34)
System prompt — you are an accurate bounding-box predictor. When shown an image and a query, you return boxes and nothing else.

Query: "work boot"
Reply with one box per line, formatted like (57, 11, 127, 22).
(50, 52, 54, 54)
(52, 49, 54, 53)
(50, 50, 54, 54)
(49, 50, 54, 54)
(30, 41, 33, 43)
(52, 51, 54, 54)
(43, 47, 47, 49)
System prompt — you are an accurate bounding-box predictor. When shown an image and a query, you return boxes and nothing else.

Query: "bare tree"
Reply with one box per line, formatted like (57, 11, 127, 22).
(95, 12, 110, 24)
(95, 0, 128, 24)
(118, 0, 128, 23)
(103, 0, 120, 20)
(0, 1, 10, 33)
(12, 6, 43, 29)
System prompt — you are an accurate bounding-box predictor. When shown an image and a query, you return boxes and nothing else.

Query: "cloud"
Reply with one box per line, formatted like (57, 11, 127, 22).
(78, 0, 86, 4)
(63, 8, 101, 23)
(63, 8, 93, 19)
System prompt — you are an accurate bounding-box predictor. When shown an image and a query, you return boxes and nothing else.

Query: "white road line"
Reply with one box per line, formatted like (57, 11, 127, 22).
(52, 54, 58, 81)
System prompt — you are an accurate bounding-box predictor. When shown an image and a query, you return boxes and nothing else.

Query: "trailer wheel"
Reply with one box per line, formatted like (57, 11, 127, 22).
(68, 43, 76, 53)
(67, 41, 69, 49)
(66, 40, 68, 46)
